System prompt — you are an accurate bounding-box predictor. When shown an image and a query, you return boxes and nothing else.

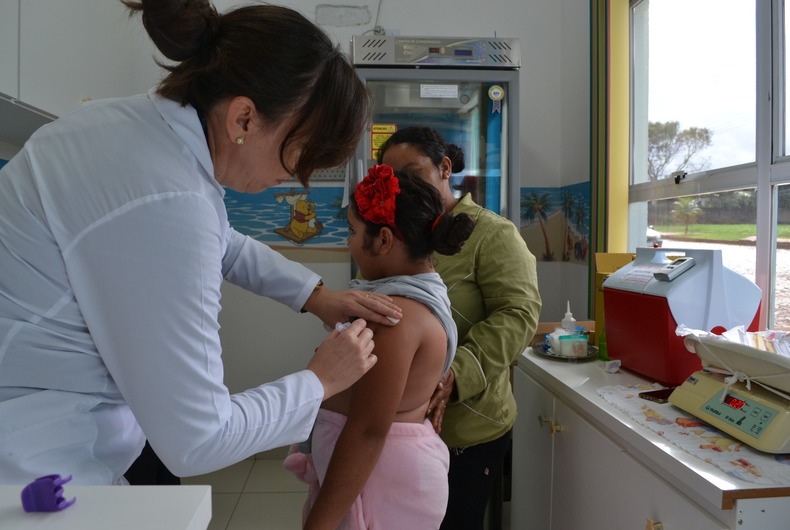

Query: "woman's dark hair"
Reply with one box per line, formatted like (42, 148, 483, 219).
(377, 126, 465, 174)
(350, 169, 475, 261)
(123, 0, 371, 187)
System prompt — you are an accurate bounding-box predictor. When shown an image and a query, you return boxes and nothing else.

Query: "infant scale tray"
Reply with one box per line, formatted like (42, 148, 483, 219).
(683, 334, 790, 394)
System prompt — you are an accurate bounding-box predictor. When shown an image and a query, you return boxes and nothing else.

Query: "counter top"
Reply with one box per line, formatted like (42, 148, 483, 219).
(518, 348, 790, 512)
(0, 484, 211, 530)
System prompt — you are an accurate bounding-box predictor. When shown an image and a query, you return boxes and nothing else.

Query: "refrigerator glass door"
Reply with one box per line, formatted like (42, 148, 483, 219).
(360, 75, 515, 217)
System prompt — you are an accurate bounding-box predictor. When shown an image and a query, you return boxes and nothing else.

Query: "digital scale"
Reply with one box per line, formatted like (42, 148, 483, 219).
(669, 333, 790, 454)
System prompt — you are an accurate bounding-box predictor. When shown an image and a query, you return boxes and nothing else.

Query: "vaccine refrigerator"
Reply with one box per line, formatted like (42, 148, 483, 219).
(349, 35, 521, 224)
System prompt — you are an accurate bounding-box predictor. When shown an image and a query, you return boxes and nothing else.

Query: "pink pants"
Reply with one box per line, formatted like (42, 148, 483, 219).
(284, 408, 449, 529)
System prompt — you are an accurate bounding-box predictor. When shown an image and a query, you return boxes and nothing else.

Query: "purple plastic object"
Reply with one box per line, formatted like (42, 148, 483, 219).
(20, 474, 77, 513)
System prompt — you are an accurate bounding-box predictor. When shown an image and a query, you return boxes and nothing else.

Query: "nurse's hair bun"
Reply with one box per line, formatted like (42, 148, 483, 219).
(123, 0, 371, 188)
(123, 0, 220, 62)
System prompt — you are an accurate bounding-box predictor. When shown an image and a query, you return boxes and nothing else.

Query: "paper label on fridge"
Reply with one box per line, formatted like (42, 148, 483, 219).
(371, 124, 398, 160)
(419, 84, 459, 99)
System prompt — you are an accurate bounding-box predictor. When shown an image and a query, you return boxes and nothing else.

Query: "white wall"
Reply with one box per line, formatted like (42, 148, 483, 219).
(30, 0, 585, 389)
(547, 0, 593, 321)
(189, 0, 592, 389)
(3, 0, 590, 392)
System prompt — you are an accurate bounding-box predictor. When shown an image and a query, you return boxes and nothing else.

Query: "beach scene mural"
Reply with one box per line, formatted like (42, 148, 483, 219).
(224, 185, 349, 249)
(520, 182, 590, 264)
(223, 181, 590, 258)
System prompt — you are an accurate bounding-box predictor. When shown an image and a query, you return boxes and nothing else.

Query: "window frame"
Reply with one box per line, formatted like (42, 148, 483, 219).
(627, 0, 790, 329)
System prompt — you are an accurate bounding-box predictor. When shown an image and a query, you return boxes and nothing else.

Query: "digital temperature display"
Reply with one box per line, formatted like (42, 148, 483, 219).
(723, 394, 747, 410)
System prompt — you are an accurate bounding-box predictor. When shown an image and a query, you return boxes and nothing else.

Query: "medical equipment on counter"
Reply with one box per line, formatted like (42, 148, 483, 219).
(602, 247, 761, 386)
(653, 256, 695, 282)
(669, 333, 790, 453)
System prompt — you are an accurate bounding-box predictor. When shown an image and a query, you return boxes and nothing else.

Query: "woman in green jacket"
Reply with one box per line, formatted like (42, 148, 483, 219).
(378, 126, 542, 530)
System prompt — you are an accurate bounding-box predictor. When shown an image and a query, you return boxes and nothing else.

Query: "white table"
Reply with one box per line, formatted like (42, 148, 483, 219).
(0, 485, 211, 529)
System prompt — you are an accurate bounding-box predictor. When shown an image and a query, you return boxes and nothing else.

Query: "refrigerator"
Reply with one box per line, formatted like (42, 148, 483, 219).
(350, 35, 521, 224)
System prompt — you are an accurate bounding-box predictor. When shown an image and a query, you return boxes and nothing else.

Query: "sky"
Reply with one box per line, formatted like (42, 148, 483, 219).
(647, 0, 756, 171)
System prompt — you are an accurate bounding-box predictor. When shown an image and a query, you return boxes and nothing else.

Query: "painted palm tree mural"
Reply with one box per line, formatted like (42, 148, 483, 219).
(561, 190, 575, 261)
(572, 195, 590, 261)
(519, 183, 590, 264)
(521, 191, 553, 260)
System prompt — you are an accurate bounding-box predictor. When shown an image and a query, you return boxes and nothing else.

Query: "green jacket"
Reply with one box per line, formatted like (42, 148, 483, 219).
(437, 194, 541, 448)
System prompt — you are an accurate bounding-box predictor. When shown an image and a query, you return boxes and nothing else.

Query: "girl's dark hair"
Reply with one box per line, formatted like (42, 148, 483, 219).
(351, 169, 475, 261)
(123, 0, 371, 187)
(377, 126, 465, 174)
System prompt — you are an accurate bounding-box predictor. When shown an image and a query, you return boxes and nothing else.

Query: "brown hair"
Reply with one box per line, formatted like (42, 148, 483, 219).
(123, 0, 371, 186)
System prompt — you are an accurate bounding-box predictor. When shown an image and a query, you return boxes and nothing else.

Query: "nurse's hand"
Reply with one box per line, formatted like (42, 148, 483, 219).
(307, 319, 377, 399)
(303, 284, 402, 328)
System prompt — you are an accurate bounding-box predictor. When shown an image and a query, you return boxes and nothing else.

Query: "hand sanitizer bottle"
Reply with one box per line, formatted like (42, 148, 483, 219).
(561, 301, 576, 332)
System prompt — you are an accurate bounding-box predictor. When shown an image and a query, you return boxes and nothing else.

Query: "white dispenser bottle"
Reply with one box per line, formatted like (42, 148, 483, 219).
(561, 301, 576, 332)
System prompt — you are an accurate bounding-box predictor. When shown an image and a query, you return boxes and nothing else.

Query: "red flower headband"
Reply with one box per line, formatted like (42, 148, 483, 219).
(354, 164, 401, 227)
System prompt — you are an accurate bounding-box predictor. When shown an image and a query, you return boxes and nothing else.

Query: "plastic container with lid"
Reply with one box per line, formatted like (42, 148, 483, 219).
(559, 334, 588, 357)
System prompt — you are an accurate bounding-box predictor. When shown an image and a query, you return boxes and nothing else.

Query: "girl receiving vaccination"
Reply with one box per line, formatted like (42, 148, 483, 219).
(285, 164, 475, 529)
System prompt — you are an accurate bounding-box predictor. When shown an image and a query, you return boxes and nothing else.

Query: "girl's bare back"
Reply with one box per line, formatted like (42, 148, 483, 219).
(322, 296, 448, 424)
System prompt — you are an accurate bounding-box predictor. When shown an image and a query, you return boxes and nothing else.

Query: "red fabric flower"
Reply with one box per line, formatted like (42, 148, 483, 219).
(354, 164, 401, 226)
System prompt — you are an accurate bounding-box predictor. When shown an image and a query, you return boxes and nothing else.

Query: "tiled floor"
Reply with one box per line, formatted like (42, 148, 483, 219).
(182, 446, 511, 530)
(182, 447, 307, 530)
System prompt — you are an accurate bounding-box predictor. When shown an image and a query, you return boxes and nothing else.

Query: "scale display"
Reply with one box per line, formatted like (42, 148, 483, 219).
(723, 394, 746, 410)
(669, 370, 790, 453)
(701, 388, 779, 440)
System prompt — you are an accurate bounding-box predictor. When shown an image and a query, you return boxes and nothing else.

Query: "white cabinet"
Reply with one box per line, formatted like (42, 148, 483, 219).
(551, 397, 622, 529)
(511, 368, 553, 529)
(0, 0, 18, 98)
(512, 369, 623, 529)
(618, 452, 727, 529)
(19, 0, 161, 117)
(512, 357, 739, 529)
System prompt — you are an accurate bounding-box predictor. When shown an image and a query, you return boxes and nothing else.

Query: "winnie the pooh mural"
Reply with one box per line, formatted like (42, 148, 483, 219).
(274, 189, 324, 244)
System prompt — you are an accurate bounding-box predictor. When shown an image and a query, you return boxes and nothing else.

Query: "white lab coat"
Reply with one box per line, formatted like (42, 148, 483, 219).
(0, 90, 324, 484)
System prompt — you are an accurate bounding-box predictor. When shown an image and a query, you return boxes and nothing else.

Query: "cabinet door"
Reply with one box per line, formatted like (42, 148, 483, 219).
(19, 0, 157, 117)
(511, 367, 553, 530)
(0, 0, 18, 97)
(618, 453, 728, 530)
(551, 397, 621, 530)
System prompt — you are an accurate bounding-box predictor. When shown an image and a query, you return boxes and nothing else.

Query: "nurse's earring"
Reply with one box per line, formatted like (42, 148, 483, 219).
(235, 136, 245, 145)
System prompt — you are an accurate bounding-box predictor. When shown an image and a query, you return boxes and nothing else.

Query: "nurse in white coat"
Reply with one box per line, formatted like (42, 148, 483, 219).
(0, 1, 399, 485)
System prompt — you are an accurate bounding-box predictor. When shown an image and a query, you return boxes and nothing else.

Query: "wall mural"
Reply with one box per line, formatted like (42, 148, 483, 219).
(520, 182, 590, 264)
(223, 181, 591, 258)
(224, 185, 349, 249)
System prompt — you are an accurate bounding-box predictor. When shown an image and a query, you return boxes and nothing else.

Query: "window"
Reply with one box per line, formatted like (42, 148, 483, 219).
(631, 0, 756, 186)
(629, 0, 790, 329)
(776, 184, 790, 328)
